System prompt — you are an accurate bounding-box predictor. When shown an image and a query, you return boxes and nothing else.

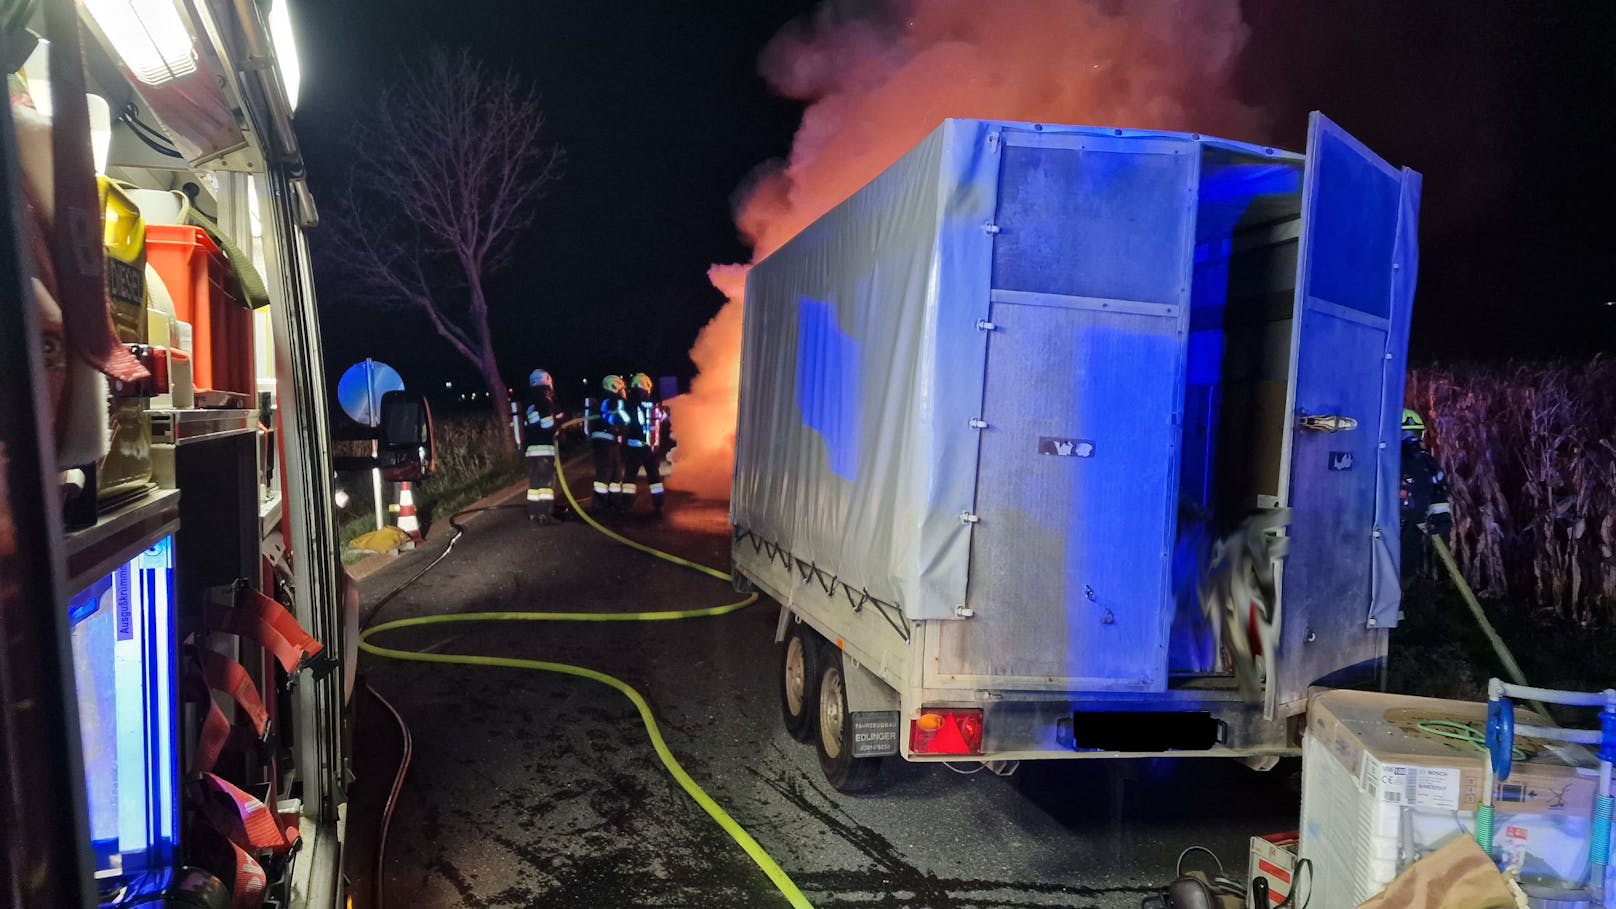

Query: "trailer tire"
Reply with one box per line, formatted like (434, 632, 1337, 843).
(815, 647, 882, 793)
(779, 621, 820, 742)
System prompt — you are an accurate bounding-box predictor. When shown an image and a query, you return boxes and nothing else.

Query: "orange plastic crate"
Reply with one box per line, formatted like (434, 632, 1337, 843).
(145, 225, 254, 400)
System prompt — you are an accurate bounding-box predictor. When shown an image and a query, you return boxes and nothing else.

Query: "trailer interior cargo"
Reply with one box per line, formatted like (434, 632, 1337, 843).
(732, 115, 1421, 790)
(0, 1, 350, 906)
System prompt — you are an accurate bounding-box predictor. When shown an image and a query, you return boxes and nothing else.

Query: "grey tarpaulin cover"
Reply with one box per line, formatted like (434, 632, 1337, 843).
(733, 121, 997, 622)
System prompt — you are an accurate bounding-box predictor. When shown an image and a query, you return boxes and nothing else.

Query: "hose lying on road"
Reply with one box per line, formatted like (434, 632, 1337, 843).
(358, 424, 811, 909)
(360, 679, 413, 909)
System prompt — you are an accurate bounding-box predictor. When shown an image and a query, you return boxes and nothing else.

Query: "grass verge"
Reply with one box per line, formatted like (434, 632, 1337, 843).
(1391, 573, 1616, 704)
(334, 413, 523, 563)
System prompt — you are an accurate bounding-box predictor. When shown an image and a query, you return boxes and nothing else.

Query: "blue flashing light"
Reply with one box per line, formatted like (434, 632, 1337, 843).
(1195, 162, 1300, 207)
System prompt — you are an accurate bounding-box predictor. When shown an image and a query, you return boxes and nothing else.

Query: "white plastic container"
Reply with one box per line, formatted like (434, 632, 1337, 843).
(169, 321, 194, 410)
(144, 264, 181, 409)
(127, 188, 189, 226)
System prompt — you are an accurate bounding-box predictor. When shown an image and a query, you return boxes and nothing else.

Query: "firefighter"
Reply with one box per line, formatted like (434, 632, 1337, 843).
(592, 375, 630, 514)
(1400, 408, 1452, 588)
(623, 372, 667, 515)
(522, 369, 560, 524)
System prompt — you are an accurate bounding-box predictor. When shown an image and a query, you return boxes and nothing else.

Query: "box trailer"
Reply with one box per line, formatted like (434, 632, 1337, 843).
(731, 114, 1422, 790)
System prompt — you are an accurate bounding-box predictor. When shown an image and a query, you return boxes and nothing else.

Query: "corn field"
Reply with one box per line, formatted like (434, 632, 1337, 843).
(421, 412, 521, 485)
(1407, 360, 1616, 625)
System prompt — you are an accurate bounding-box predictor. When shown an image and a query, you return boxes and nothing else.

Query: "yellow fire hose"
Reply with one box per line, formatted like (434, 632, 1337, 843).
(1430, 535, 1553, 723)
(358, 421, 814, 909)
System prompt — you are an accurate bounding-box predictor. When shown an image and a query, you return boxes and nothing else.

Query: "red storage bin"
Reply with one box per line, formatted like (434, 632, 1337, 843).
(145, 225, 254, 401)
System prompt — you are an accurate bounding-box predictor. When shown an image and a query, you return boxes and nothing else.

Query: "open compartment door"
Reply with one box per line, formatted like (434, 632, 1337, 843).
(1274, 113, 1420, 708)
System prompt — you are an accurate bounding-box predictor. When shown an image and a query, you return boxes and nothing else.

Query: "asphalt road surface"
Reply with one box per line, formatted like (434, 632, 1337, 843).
(348, 471, 1301, 909)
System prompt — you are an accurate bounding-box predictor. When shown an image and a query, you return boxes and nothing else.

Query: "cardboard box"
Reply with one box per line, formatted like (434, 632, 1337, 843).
(1307, 691, 1596, 817)
(1300, 691, 1600, 909)
(1249, 832, 1298, 906)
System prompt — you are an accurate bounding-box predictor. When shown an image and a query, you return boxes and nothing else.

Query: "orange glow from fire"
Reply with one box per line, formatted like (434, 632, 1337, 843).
(673, 0, 1264, 499)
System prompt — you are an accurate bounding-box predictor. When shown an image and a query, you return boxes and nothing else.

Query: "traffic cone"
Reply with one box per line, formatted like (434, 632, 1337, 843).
(396, 482, 421, 545)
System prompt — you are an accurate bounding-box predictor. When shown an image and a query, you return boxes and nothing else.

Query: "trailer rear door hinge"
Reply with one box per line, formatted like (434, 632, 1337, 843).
(968, 418, 988, 430)
(960, 512, 980, 525)
(976, 320, 997, 332)
(954, 605, 975, 618)
(981, 222, 1001, 235)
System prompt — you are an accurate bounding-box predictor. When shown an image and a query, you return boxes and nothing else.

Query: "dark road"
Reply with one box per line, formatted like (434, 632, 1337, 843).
(349, 471, 1301, 908)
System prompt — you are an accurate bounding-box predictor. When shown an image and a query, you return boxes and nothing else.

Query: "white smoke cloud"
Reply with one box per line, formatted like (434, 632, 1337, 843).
(675, 0, 1265, 498)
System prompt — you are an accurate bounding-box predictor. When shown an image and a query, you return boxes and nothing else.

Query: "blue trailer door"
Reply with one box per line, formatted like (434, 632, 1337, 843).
(1274, 114, 1420, 708)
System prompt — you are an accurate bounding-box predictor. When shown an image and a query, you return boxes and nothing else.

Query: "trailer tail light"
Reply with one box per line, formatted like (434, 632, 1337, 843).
(910, 708, 984, 755)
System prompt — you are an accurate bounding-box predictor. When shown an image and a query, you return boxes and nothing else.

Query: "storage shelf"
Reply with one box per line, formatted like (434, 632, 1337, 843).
(64, 489, 181, 595)
(149, 408, 256, 446)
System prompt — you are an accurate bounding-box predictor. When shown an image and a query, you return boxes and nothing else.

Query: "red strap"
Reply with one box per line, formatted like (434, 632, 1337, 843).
(227, 841, 267, 909)
(202, 652, 270, 738)
(188, 827, 268, 909)
(206, 586, 325, 676)
(184, 651, 272, 774)
(221, 722, 271, 761)
(40, 0, 146, 384)
(185, 672, 233, 775)
(197, 772, 300, 855)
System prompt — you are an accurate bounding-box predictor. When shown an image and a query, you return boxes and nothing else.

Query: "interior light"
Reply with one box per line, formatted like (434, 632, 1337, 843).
(81, 0, 246, 165)
(265, 0, 300, 111)
(83, 0, 199, 86)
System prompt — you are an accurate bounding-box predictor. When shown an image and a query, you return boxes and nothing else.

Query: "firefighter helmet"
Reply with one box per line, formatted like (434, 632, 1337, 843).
(602, 374, 626, 395)
(629, 372, 654, 394)
(1402, 408, 1425, 438)
(529, 369, 553, 389)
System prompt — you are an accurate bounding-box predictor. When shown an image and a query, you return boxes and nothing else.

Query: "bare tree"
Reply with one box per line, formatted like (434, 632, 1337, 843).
(327, 48, 562, 422)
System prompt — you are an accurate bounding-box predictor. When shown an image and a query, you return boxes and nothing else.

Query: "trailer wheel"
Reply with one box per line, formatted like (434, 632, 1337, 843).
(779, 621, 819, 741)
(815, 647, 882, 793)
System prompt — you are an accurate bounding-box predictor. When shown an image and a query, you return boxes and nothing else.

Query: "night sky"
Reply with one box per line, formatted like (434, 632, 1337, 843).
(294, 0, 1616, 399)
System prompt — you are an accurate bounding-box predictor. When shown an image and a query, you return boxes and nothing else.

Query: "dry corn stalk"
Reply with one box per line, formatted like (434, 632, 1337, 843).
(1408, 360, 1616, 624)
